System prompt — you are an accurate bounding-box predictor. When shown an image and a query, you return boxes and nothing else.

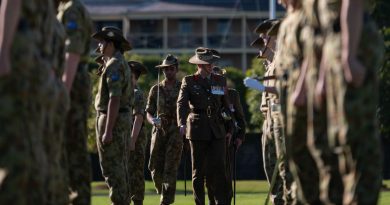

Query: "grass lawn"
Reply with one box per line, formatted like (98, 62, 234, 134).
(92, 180, 390, 205)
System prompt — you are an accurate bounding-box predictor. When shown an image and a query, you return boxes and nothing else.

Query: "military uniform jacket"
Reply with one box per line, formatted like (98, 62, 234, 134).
(177, 72, 229, 140)
(146, 79, 181, 127)
(228, 88, 246, 141)
(57, 0, 93, 62)
(94, 51, 133, 112)
(133, 86, 145, 117)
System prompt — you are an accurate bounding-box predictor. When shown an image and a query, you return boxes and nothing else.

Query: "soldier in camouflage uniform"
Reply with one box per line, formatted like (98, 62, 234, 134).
(146, 54, 183, 205)
(245, 19, 293, 204)
(127, 61, 148, 205)
(177, 48, 232, 205)
(315, 0, 383, 203)
(93, 26, 133, 205)
(207, 66, 247, 205)
(0, 0, 57, 204)
(44, 2, 71, 204)
(57, 0, 93, 204)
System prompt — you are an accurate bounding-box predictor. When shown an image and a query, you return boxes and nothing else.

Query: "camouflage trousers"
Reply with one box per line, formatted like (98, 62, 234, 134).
(128, 127, 147, 204)
(96, 112, 131, 205)
(0, 57, 54, 204)
(261, 119, 284, 205)
(323, 17, 383, 204)
(44, 80, 70, 205)
(271, 107, 294, 205)
(285, 104, 320, 205)
(64, 66, 92, 205)
(148, 123, 183, 204)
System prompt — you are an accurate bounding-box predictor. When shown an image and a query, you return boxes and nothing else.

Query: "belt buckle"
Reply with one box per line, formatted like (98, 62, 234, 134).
(207, 106, 212, 118)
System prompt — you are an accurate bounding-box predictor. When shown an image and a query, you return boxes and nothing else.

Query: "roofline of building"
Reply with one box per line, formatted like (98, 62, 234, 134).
(90, 11, 285, 20)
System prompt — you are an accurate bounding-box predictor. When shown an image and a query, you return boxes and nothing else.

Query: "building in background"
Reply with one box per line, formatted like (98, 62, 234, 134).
(82, 0, 284, 71)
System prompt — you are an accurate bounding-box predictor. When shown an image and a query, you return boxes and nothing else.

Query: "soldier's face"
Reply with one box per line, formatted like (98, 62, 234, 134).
(162, 66, 178, 80)
(262, 36, 276, 61)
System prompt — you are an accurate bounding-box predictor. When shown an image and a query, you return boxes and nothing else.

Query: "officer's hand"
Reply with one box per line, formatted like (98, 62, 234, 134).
(102, 131, 113, 145)
(179, 125, 187, 137)
(234, 138, 242, 150)
(152, 117, 162, 128)
(342, 55, 366, 88)
(0, 52, 11, 77)
(243, 77, 265, 92)
(226, 132, 232, 145)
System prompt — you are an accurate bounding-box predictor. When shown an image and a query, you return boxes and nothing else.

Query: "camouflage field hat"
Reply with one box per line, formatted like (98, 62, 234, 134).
(212, 66, 226, 75)
(266, 20, 281, 36)
(155, 54, 179, 68)
(254, 19, 279, 34)
(189, 47, 220, 65)
(92, 26, 132, 51)
(250, 36, 265, 49)
(128, 61, 148, 75)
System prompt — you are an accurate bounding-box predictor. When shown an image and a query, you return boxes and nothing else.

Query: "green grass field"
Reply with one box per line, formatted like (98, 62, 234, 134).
(91, 180, 390, 205)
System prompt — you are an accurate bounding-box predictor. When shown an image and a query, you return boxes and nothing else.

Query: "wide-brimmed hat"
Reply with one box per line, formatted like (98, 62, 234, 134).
(128, 61, 148, 75)
(250, 36, 265, 49)
(155, 54, 179, 68)
(92, 26, 132, 51)
(189, 47, 220, 65)
(254, 19, 280, 35)
(267, 20, 281, 36)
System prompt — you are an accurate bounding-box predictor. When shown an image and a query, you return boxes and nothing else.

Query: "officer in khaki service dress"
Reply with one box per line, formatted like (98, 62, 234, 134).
(0, 0, 56, 204)
(128, 61, 148, 205)
(177, 48, 232, 205)
(146, 54, 183, 205)
(92, 26, 133, 205)
(245, 19, 294, 205)
(57, 0, 93, 204)
(207, 66, 247, 205)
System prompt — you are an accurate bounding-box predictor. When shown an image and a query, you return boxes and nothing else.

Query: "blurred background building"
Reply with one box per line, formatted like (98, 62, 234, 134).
(82, 0, 284, 71)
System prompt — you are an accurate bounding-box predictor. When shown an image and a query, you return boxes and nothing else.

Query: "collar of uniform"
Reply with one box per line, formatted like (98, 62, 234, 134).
(160, 79, 180, 88)
(195, 70, 211, 79)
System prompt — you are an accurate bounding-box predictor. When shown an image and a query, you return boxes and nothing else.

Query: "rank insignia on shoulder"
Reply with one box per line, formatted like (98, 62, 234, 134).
(66, 21, 78, 30)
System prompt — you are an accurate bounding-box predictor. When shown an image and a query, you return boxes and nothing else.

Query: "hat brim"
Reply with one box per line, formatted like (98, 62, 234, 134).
(155, 63, 178, 68)
(128, 61, 148, 75)
(188, 55, 217, 65)
(92, 31, 132, 51)
(250, 37, 265, 48)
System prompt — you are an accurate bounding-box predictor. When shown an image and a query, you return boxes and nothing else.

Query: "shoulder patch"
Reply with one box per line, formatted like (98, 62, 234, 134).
(66, 20, 78, 30)
(110, 71, 120, 82)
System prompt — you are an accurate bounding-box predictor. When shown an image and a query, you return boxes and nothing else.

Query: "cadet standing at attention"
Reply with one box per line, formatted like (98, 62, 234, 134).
(57, 0, 93, 204)
(0, 0, 55, 204)
(92, 26, 133, 205)
(245, 19, 293, 205)
(177, 48, 232, 205)
(315, 0, 384, 203)
(128, 61, 148, 205)
(146, 54, 183, 205)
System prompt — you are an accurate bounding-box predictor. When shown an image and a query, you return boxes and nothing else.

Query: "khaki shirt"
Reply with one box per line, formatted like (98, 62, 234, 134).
(146, 79, 181, 126)
(57, 0, 93, 61)
(95, 51, 133, 112)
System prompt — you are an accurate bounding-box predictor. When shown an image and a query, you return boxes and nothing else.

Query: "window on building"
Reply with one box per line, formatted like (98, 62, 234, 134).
(179, 19, 192, 34)
(217, 19, 230, 34)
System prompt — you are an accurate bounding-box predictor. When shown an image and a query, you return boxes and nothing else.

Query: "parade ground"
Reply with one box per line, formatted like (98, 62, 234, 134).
(91, 180, 390, 205)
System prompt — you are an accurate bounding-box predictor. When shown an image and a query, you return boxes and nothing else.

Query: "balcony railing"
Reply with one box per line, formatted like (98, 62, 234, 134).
(127, 33, 163, 49)
(167, 34, 203, 48)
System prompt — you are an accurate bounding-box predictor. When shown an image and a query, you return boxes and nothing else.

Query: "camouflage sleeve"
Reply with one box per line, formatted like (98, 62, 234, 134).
(133, 89, 145, 116)
(145, 85, 157, 116)
(105, 62, 123, 97)
(62, 7, 85, 54)
(231, 90, 246, 141)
